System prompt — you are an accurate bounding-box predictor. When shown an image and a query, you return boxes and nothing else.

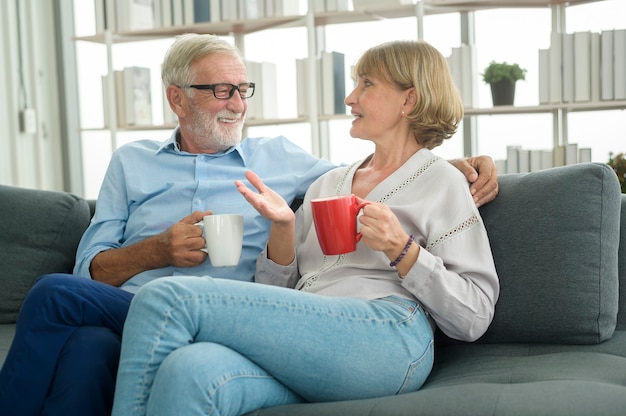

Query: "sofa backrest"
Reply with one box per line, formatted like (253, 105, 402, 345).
(475, 162, 621, 345)
(0, 185, 91, 324)
(2, 166, 624, 342)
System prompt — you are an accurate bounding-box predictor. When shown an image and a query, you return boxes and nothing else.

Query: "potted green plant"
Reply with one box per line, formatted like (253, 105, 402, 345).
(608, 152, 626, 193)
(481, 61, 527, 106)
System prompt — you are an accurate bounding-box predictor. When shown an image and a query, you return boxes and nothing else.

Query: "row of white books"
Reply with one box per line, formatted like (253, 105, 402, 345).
(102, 66, 153, 127)
(101, 51, 346, 128)
(245, 60, 278, 120)
(539, 29, 626, 104)
(94, 0, 423, 33)
(498, 144, 592, 174)
(95, 0, 302, 33)
(445, 44, 477, 108)
(352, 0, 414, 9)
(101, 61, 280, 127)
(296, 52, 347, 117)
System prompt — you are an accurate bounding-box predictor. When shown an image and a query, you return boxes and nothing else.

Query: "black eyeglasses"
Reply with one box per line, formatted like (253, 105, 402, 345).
(180, 82, 255, 99)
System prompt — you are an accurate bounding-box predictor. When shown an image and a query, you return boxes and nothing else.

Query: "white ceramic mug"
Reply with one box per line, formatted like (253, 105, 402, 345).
(196, 214, 244, 267)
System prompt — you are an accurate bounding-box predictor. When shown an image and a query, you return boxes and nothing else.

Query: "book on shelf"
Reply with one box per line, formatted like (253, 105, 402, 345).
(573, 31, 591, 102)
(494, 159, 506, 175)
(312, 0, 325, 13)
(169, 0, 182, 25)
(561, 32, 574, 103)
(245, 60, 261, 119)
(541, 150, 553, 170)
(326, 0, 350, 12)
(274, 0, 300, 16)
(506, 145, 521, 174)
(295, 51, 346, 117)
(553, 145, 565, 167)
(295, 57, 309, 117)
(320, 51, 346, 116)
(258, 61, 279, 119)
(245, 60, 278, 120)
(518, 149, 530, 174)
(152, 0, 163, 27)
(613, 29, 626, 100)
(189, 0, 221, 23)
(353, 0, 414, 10)
(101, 74, 111, 127)
(460, 44, 477, 108)
(122, 66, 153, 126)
(114, 70, 126, 126)
(162, 87, 177, 125)
(115, 0, 156, 31)
(264, 0, 274, 17)
(192, 0, 210, 23)
(100, 0, 118, 32)
(240, 0, 264, 20)
(95, 0, 106, 33)
(579, 147, 592, 163)
(529, 149, 543, 172)
(220, 0, 237, 21)
(564, 143, 578, 165)
(601, 30, 614, 101)
(159, 0, 172, 27)
(541, 149, 554, 169)
(549, 31, 562, 104)
(554, 143, 583, 167)
(182, 0, 194, 25)
(538, 48, 550, 105)
(446, 48, 463, 105)
(590, 32, 601, 102)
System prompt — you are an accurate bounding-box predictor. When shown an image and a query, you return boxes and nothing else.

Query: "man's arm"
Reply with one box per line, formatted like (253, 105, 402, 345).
(90, 211, 210, 286)
(450, 155, 499, 207)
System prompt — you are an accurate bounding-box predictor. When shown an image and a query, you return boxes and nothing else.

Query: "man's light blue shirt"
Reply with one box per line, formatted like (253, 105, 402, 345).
(74, 129, 337, 292)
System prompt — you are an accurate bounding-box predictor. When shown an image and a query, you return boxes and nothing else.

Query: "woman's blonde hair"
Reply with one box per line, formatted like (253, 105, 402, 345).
(353, 40, 464, 149)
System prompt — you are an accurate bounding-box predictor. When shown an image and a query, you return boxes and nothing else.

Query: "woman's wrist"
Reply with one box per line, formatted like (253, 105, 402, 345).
(389, 234, 415, 267)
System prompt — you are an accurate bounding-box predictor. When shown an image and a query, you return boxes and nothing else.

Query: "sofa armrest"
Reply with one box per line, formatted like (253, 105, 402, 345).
(0, 186, 91, 324)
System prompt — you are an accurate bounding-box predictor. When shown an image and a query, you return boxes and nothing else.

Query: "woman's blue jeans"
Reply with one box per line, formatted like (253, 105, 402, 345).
(112, 276, 434, 416)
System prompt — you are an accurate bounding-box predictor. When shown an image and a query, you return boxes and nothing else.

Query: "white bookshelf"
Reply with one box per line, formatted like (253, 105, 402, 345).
(73, 0, 624, 160)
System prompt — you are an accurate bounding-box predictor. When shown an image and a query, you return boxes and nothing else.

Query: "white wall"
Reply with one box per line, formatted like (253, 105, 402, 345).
(0, 0, 69, 192)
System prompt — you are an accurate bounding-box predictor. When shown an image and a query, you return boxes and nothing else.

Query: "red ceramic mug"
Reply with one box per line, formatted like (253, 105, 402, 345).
(310, 194, 369, 255)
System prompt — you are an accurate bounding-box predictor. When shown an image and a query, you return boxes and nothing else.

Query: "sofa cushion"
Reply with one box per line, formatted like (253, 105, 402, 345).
(0, 185, 91, 324)
(475, 163, 621, 344)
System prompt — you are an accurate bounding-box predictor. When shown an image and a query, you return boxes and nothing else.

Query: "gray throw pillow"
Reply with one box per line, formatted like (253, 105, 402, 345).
(476, 163, 621, 344)
(0, 186, 91, 323)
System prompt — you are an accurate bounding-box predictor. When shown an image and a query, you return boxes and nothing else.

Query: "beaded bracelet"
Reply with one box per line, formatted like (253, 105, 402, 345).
(389, 234, 415, 267)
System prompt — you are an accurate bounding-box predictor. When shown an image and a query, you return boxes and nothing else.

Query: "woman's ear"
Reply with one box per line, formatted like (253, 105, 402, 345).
(402, 87, 417, 114)
(404, 87, 417, 107)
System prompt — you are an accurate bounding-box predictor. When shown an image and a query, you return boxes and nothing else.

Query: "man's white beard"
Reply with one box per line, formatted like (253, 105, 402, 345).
(189, 108, 243, 151)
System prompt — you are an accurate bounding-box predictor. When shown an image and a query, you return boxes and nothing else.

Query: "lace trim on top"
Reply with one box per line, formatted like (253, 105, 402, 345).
(378, 157, 438, 203)
(426, 214, 479, 251)
(299, 156, 440, 291)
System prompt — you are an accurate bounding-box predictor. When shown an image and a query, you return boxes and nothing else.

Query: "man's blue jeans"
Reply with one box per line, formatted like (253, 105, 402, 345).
(112, 276, 434, 416)
(0, 274, 134, 416)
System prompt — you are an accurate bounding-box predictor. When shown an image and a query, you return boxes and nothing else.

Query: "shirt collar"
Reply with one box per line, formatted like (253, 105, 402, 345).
(156, 127, 247, 165)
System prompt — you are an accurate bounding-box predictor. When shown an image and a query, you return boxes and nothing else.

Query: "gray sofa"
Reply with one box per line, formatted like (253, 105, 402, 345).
(1, 162, 625, 415)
